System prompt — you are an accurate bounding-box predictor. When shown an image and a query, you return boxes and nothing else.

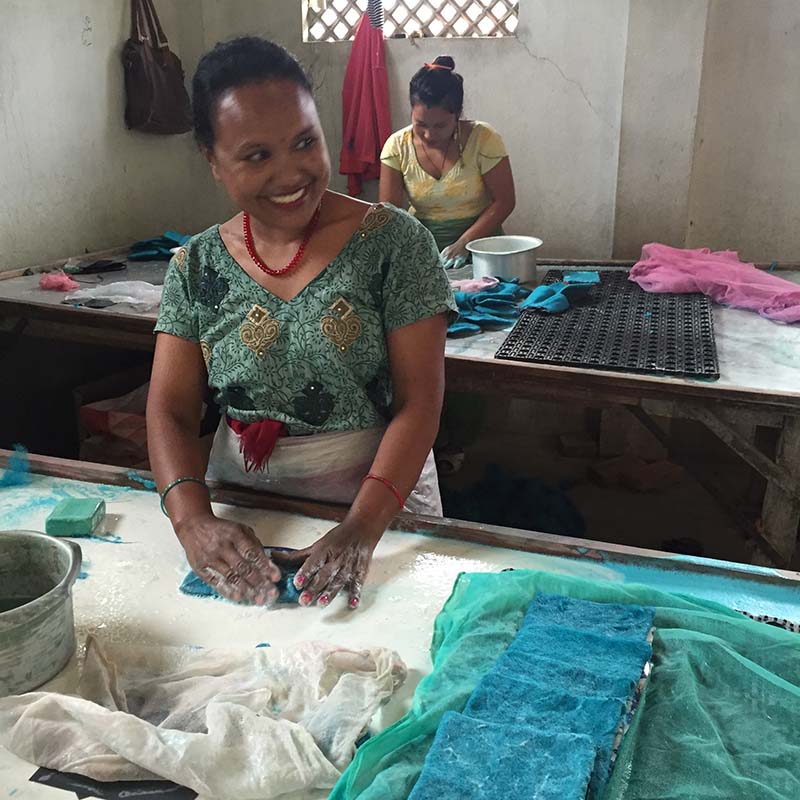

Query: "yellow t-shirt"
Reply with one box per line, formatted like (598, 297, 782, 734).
(380, 121, 508, 222)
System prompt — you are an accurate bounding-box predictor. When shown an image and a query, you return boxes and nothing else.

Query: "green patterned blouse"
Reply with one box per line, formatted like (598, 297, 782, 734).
(154, 203, 457, 435)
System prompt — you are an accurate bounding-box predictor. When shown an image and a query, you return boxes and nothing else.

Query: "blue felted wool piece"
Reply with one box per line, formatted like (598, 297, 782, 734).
(493, 649, 643, 702)
(129, 231, 192, 261)
(179, 546, 301, 604)
(448, 279, 532, 336)
(0, 444, 31, 487)
(464, 674, 625, 797)
(520, 282, 593, 313)
(447, 319, 482, 335)
(508, 624, 650, 694)
(407, 711, 596, 800)
(465, 672, 624, 729)
(524, 593, 655, 641)
(459, 308, 518, 326)
(520, 283, 570, 313)
(564, 270, 601, 285)
(472, 594, 653, 800)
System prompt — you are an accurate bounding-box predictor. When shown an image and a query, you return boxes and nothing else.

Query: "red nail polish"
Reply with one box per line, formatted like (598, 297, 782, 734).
(300, 592, 312, 604)
(319, 594, 329, 606)
(295, 575, 306, 588)
(350, 597, 360, 609)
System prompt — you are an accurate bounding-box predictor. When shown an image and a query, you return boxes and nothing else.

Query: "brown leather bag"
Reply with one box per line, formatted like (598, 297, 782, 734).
(122, 0, 192, 134)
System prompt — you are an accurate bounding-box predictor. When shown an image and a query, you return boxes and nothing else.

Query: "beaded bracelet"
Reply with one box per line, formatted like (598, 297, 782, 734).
(361, 473, 404, 512)
(160, 476, 209, 517)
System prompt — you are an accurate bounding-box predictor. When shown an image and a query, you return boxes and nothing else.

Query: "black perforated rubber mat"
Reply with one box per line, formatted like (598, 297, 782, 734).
(495, 270, 719, 379)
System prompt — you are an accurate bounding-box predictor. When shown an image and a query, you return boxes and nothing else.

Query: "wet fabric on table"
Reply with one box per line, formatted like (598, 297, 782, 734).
(447, 278, 530, 336)
(330, 570, 800, 800)
(179, 546, 302, 604)
(408, 594, 654, 800)
(630, 242, 800, 323)
(408, 713, 597, 800)
(0, 636, 406, 800)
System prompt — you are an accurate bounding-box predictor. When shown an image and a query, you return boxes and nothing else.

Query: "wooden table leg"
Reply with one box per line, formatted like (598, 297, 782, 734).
(759, 416, 800, 566)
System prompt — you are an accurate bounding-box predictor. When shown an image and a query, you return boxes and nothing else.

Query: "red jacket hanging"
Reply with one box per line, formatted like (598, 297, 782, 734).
(339, 12, 391, 196)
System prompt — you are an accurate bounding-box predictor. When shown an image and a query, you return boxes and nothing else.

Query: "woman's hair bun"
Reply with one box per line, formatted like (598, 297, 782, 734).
(433, 55, 455, 70)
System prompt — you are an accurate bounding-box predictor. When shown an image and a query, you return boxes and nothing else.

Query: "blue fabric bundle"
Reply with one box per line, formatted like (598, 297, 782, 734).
(179, 546, 301, 604)
(465, 675, 623, 796)
(440, 464, 586, 538)
(447, 278, 531, 336)
(520, 280, 593, 314)
(564, 270, 601, 285)
(409, 593, 654, 800)
(128, 230, 192, 262)
(408, 712, 597, 800)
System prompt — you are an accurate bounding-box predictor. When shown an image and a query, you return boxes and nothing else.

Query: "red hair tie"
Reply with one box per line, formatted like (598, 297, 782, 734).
(424, 62, 454, 71)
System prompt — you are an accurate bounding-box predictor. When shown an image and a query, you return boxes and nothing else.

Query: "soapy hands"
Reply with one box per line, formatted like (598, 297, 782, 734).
(175, 513, 281, 604)
(271, 518, 381, 610)
(441, 239, 469, 271)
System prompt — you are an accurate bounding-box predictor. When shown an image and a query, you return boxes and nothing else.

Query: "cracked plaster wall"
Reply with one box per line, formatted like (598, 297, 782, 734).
(3, 0, 799, 271)
(202, 0, 629, 257)
(686, 0, 800, 262)
(613, 0, 709, 259)
(0, 0, 226, 272)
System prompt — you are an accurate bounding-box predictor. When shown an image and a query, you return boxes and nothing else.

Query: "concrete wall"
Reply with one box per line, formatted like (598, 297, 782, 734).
(2, 0, 800, 272)
(0, 0, 229, 271)
(613, 0, 708, 257)
(201, 0, 630, 257)
(686, 0, 800, 261)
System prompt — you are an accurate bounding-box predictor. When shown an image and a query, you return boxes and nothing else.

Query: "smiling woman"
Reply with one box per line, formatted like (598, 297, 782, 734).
(146, 37, 457, 612)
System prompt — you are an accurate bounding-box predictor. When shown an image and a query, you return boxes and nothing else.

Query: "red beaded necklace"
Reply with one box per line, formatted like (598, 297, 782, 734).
(242, 204, 322, 277)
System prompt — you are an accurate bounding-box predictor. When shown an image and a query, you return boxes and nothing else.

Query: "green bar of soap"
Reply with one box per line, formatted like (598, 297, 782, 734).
(45, 498, 106, 537)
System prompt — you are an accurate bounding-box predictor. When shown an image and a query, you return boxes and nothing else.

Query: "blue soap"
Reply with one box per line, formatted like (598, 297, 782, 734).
(179, 546, 301, 604)
(408, 711, 596, 800)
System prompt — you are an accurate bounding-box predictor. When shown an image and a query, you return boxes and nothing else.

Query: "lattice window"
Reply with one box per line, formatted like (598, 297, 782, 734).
(303, 0, 519, 42)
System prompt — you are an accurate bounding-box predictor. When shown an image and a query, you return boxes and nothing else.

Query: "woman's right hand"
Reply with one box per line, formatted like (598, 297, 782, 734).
(174, 513, 282, 605)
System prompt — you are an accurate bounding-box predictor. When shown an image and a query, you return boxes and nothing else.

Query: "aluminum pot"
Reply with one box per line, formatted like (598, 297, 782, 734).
(0, 530, 82, 697)
(467, 235, 544, 283)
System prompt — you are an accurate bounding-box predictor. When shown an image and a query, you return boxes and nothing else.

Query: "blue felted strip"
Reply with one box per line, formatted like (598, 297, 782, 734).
(492, 650, 641, 701)
(447, 319, 482, 335)
(477, 594, 653, 799)
(520, 282, 593, 313)
(448, 279, 531, 336)
(408, 711, 596, 800)
(465, 673, 623, 798)
(179, 546, 301, 604)
(564, 271, 601, 285)
(524, 593, 655, 641)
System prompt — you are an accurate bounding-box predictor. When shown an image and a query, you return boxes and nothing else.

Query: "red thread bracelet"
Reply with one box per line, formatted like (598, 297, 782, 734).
(362, 473, 404, 511)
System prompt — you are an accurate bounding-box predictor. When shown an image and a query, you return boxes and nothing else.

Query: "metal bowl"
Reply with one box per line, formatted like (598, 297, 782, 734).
(0, 530, 82, 697)
(467, 235, 544, 284)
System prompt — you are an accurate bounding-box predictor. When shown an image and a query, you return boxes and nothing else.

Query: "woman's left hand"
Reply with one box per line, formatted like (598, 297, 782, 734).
(271, 519, 382, 609)
(440, 239, 469, 270)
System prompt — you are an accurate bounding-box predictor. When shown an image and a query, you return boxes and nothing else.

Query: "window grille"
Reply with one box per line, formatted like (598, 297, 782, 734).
(303, 0, 519, 42)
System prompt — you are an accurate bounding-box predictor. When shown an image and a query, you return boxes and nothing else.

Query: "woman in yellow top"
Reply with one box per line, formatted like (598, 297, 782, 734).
(379, 56, 516, 267)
